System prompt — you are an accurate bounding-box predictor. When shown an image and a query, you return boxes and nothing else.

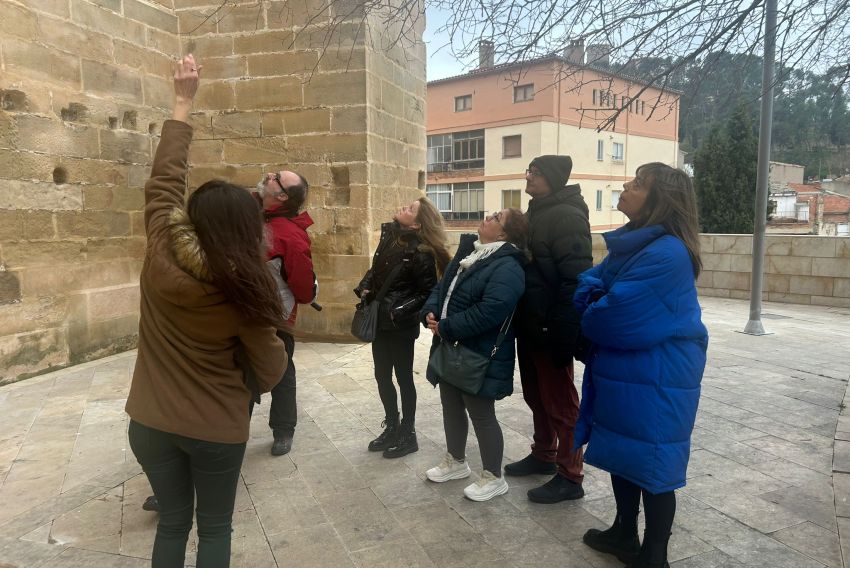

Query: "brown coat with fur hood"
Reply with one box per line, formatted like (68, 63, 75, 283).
(125, 120, 287, 444)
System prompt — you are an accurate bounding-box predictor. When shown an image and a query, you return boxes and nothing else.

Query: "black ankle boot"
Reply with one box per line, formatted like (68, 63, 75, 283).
(627, 533, 670, 568)
(368, 416, 399, 452)
(582, 515, 640, 563)
(383, 423, 418, 458)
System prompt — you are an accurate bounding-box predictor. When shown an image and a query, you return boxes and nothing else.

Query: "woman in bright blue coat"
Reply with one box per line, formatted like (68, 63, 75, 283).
(421, 208, 528, 502)
(574, 163, 708, 568)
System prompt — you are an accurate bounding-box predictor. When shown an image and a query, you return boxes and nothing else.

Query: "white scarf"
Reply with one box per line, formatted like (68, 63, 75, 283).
(460, 240, 508, 269)
(441, 240, 511, 319)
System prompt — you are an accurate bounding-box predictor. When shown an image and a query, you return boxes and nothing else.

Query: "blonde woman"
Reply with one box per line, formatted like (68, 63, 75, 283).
(356, 197, 451, 458)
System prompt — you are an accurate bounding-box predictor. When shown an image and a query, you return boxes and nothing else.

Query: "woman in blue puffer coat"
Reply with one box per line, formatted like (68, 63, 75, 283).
(421, 208, 528, 502)
(574, 163, 708, 568)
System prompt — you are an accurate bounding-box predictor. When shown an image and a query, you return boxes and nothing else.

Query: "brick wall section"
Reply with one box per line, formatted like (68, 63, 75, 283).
(0, 0, 179, 382)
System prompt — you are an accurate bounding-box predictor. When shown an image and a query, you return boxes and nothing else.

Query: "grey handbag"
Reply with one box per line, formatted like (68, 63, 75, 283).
(426, 310, 515, 395)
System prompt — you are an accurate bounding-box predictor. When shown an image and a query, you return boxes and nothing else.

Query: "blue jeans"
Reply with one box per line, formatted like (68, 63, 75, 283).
(128, 420, 246, 568)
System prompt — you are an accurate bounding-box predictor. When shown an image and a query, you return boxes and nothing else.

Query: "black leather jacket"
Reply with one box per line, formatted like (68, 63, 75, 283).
(356, 222, 439, 331)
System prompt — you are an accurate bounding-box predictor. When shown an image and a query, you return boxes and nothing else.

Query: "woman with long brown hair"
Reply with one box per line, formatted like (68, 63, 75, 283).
(125, 55, 287, 568)
(356, 197, 450, 458)
(573, 162, 708, 568)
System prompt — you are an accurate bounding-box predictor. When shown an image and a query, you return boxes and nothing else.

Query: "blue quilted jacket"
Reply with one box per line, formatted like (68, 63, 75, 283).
(573, 224, 708, 494)
(421, 234, 526, 400)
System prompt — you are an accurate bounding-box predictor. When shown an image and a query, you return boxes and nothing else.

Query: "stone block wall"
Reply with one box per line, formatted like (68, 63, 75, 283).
(0, 0, 179, 382)
(590, 233, 850, 307)
(1, 0, 427, 382)
(174, 0, 426, 338)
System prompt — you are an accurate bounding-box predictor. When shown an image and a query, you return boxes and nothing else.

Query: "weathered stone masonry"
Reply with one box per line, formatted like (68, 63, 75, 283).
(0, 0, 427, 383)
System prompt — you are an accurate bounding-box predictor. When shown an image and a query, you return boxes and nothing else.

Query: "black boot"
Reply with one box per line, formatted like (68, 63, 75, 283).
(383, 422, 418, 458)
(368, 416, 399, 452)
(582, 515, 640, 563)
(627, 534, 670, 568)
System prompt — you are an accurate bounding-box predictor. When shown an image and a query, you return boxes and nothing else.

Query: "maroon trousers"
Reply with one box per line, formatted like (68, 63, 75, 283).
(517, 338, 584, 483)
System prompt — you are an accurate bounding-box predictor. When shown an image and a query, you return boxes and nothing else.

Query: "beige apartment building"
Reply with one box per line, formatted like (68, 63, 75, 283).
(425, 42, 681, 230)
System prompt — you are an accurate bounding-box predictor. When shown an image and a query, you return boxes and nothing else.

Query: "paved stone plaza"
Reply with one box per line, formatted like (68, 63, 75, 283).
(1, 296, 849, 567)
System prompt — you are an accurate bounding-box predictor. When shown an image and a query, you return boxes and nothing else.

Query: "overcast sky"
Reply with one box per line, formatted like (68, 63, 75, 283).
(424, 6, 468, 81)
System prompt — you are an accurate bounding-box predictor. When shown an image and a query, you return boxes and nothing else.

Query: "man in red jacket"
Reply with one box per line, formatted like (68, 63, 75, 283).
(256, 170, 316, 456)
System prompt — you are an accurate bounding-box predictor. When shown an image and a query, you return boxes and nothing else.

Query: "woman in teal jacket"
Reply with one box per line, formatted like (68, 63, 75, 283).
(573, 163, 708, 568)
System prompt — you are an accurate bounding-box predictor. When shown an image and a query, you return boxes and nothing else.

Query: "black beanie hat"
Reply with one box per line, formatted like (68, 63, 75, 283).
(529, 155, 573, 193)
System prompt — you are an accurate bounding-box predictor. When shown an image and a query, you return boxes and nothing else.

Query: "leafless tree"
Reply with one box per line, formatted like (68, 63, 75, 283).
(421, 0, 849, 127)
(186, 0, 848, 129)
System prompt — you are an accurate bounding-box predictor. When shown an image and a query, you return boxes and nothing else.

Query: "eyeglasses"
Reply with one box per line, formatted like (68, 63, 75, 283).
(270, 173, 290, 197)
(525, 168, 542, 178)
(486, 211, 505, 228)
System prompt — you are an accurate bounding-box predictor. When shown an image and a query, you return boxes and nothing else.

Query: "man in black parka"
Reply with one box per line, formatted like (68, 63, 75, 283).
(505, 155, 593, 503)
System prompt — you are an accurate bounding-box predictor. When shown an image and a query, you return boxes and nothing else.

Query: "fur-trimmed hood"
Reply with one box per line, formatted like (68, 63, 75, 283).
(167, 207, 213, 283)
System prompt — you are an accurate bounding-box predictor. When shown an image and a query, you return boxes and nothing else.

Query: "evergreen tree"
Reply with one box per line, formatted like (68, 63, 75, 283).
(693, 105, 759, 233)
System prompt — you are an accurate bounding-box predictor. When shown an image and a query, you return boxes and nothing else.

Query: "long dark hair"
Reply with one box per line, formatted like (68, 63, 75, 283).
(187, 180, 283, 327)
(632, 163, 703, 277)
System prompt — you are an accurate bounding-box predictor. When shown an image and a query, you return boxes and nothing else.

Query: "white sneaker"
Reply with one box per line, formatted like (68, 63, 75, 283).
(463, 471, 509, 501)
(426, 452, 471, 482)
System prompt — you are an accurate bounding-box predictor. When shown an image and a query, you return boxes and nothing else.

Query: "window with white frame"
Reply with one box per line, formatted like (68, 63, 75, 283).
(451, 182, 485, 220)
(597, 140, 604, 161)
(426, 183, 452, 212)
(502, 189, 521, 209)
(795, 202, 809, 221)
(427, 130, 485, 172)
(455, 94, 472, 112)
(612, 142, 624, 162)
(514, 84, 534, 102)
(427, 134, 452, 173)
(595, 190, 603, 211)
(502, 135, 522, 158)
(611, 190, 621, 209)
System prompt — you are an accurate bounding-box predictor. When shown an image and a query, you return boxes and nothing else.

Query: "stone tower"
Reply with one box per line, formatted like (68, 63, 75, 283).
(0, 0, 426, 382)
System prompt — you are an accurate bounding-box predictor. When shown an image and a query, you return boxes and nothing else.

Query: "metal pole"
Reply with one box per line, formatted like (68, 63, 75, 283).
(743, 0, 777, 336)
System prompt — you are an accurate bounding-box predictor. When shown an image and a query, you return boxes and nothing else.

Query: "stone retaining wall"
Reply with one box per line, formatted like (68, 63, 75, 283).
(448, 231, 850, 308)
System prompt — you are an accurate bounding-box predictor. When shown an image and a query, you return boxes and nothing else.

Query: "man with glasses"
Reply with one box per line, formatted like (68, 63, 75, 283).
(255, 170, 315, 456)
(505, 155, 593, 503)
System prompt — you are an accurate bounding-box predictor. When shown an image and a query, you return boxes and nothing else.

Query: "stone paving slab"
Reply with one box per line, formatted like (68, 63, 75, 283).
(0, 297, 849, 567)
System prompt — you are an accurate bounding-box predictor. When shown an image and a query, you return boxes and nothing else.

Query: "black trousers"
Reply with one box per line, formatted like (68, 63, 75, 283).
(268, 330, 296, 437)
(128, 420, 246, 568)
(439, 381, 504, 476)
(611, 474, 676, 542)
(372, 327, 418, 425)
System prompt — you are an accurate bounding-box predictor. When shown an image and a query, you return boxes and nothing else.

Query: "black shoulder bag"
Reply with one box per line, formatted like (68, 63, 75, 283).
(426, 309, 515, 395)
(350, 263, 404, 342)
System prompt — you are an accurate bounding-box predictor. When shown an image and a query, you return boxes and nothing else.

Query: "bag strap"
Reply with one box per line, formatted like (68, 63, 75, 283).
(373, 239, 418, 302)
(373, 262, 404, 302)
(490, 308, 516, 358)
